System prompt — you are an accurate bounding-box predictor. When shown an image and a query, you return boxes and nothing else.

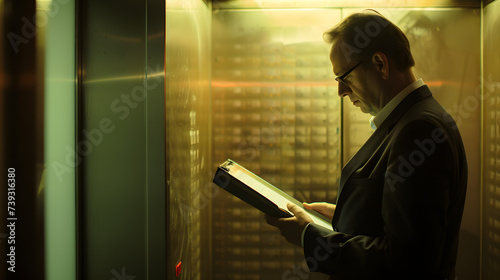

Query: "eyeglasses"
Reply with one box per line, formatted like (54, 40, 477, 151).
(335, 60, 363, 87)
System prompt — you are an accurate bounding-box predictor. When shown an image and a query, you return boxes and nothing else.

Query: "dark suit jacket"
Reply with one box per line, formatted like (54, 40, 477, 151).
(303, 85, 467, 280)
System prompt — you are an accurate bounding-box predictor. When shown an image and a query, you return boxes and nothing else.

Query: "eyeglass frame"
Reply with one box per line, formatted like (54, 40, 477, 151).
(335, 60, 363, 86)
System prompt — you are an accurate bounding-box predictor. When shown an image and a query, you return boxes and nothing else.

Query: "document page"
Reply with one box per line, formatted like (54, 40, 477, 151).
(233, 170, 293, 212)
(232, 169, 332, 230)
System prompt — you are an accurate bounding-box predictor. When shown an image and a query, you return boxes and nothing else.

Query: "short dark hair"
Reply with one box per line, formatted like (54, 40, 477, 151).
(324, 10, 415, 70)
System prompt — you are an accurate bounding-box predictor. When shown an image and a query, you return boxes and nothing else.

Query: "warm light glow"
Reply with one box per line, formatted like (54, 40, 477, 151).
(211, 80, 336, 88)
(36, 0, 52, 11)
(213, 0, 475, 9)
(212, 80, 462, 88)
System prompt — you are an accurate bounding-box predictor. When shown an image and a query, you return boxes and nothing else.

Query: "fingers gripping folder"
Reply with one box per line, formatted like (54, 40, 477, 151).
(213, 159, 332, 229)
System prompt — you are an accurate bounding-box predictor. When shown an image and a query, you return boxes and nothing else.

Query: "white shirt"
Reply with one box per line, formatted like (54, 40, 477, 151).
(301, 78, 426, 246)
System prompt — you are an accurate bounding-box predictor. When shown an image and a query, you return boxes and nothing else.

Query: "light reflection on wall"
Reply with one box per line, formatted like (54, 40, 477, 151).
(166, 0, 211, 279)
(211, 9, 342, 280)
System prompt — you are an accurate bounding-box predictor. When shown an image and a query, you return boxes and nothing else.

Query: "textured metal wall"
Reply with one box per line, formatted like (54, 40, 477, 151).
(165, 0, 212, 279)
(210, 8, 341, 280)
(482, 1, 500, 278)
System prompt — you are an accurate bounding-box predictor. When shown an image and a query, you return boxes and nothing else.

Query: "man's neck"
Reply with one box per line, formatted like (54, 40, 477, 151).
(370, 77, 425, 129)
(377, 69, 417, 113)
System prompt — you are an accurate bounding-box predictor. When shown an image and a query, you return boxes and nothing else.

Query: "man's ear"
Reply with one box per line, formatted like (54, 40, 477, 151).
(372, 51, 389, 79)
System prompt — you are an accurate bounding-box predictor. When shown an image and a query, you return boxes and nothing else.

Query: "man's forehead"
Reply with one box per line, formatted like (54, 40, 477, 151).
(329, 42, 348, 74)
(332, 65, 343, 76)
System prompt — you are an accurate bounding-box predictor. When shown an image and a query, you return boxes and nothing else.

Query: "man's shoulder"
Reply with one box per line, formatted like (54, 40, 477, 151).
(389, 94, 464, 151)
(396, 89, 456, 130)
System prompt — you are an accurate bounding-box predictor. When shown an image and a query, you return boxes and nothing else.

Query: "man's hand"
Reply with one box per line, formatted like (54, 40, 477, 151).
(265, 203, 313, 247)
(303, 202, 336, 220)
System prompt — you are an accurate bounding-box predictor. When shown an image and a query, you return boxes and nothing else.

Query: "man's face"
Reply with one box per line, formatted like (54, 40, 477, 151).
(329, 39, 380, 116)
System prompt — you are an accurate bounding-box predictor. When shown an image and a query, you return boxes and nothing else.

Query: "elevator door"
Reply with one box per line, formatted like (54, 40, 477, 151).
(78, 0, 166, 279)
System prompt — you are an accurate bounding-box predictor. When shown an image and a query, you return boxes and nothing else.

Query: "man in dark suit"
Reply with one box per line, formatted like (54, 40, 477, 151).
(265, 11, 467, 279)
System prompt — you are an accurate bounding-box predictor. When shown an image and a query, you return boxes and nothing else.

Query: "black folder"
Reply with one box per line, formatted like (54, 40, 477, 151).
(213, 159, 332, 230)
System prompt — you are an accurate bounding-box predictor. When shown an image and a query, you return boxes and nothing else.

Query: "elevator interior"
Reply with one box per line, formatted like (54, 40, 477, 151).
(88, 0, 498, 279)
(2, 0, 499, 279)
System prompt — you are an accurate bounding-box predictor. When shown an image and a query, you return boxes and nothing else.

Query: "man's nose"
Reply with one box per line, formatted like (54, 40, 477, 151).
(337, 82, 351, 98)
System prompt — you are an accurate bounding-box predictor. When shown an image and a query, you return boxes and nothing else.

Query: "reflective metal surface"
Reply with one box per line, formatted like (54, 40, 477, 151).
(165, 0, 212, 279)
(211, 8, 340, 280)
(43, 0, 77, 279)
(482, 1, 500, 278)
(0, 0, 45, 280)
(78, 0, 166, 279)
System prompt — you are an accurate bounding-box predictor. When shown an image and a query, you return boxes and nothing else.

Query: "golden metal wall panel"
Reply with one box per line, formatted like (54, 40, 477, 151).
(166, 0, 212, 279)
(211, 8, 341, 280)
(483, 1, 500, 278)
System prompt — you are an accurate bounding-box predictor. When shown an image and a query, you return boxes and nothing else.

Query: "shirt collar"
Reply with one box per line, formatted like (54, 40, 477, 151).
(370, 78, 425, 130)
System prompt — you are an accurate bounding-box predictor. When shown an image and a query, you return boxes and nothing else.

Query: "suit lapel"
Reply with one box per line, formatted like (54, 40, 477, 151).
(336, 86, 432, 201)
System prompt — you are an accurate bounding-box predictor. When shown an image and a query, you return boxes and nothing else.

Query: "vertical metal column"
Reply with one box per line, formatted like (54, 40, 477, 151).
(0, 0, 45, 279)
